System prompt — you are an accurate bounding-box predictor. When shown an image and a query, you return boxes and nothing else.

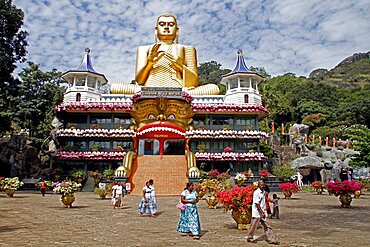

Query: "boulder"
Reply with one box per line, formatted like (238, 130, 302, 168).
(292, 124, 310, 136)
(291, 156, 323, 169)
(323, 159, 333, 169)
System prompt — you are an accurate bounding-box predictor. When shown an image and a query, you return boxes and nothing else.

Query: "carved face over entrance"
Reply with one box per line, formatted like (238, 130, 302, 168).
(130, 98, 194, 130)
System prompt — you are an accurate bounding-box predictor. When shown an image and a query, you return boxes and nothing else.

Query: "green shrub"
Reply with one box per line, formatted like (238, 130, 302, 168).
(272, 164, 295, 182)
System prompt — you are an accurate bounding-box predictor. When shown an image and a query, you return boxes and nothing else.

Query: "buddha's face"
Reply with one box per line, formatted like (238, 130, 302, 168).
(156, 16, 177, 41)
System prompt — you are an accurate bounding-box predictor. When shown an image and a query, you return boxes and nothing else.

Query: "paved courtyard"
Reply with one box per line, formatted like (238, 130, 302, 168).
(0, 190, 369, 247)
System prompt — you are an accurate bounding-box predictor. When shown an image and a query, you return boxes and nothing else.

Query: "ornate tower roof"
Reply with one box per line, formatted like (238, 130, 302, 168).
(222, 49, 263, 78)
(62, 48, 108, 84)
(73, 48, 99, 73)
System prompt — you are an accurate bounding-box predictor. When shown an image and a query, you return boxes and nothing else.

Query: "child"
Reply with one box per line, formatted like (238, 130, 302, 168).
(272, 194, 280, 219)
(265, 192, 272, 219)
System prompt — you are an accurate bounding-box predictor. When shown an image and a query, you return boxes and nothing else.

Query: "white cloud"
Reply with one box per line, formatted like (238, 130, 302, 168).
(13, 0, 370, 83)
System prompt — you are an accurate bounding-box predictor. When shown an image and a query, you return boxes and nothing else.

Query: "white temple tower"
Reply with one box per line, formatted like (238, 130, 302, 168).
(221, 50, 264, 105)
(62, 48, 108, 103)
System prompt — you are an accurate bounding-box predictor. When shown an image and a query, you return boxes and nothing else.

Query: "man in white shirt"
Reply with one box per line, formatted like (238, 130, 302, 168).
(112, 181, 123, 209)
(247, 180, 278, 244)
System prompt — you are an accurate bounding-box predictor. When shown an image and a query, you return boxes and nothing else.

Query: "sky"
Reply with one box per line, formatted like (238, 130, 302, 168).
(13, 0, 370, 83)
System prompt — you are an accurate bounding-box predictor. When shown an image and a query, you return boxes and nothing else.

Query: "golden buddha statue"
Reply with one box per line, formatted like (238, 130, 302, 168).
(110, 13, 220, 95)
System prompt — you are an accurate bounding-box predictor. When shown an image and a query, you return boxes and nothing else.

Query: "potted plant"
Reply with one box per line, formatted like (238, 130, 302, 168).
(312, 181, 325, 194)
(208, 169, 219, 179)
(91, 143, 100, 152)
(259, 169, 269, 178)
(90, 123, 101, 129)
(279, 182, 300, 199)
(217, 172, 231, 182)
(198, 178, 220, 209)
(103, 169, 114, 181)
(325, 180, 363, 207)
(93, 182, 112, 199)
(0, 177, 24, 197)
(235, 173, 247, 186)
(197, 121, 205, 130)
(194, 183, 207, 199)
(64, 144, 75, 152)
(217, 185, 255, 230)
(72, 169, 85, 183)
(114, 145, 124, 152)
(67, 123, 77, 129)
(197, 143, 206, 153)
(89, 171, 101, 186)
(53, 180, 81, 208)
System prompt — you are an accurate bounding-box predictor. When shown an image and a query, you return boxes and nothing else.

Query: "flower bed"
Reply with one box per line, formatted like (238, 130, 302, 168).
(56, 151, 127, 161)
(55, 102, 132, 112)
(191, 103, 269, 116)
(56, 128, 135, 138)
(195, 152, 267, 161)
(186, 129, 268, 139)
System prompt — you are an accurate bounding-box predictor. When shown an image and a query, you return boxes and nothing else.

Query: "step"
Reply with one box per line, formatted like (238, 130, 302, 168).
(128, 155, 188, 196)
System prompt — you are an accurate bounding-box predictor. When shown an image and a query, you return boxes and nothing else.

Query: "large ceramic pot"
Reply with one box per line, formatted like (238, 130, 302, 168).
(205, 195, 218, 209)
(5, 189, 15, 197)
(197, 190, 206, 200)
(316, 187, 323, 195)
(231, 206, 252, 230)
(283, 190, 292, 199)
(353, 190, 361, 199)
(61, 194, 75, 208)
(339, 193, 352, 208)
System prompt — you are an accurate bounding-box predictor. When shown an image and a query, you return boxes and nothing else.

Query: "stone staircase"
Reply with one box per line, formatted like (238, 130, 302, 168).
(82, 176, 95, 192)
(128, 155, 188, 195)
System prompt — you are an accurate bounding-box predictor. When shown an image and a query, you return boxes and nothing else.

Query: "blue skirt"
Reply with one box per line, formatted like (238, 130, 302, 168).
(138, 197, 157, 215)
(177, 204, 201, 236)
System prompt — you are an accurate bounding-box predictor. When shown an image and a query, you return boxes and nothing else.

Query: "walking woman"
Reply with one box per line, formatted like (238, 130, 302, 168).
(139, 181, 157, 217)
(177, 182, 201, 239)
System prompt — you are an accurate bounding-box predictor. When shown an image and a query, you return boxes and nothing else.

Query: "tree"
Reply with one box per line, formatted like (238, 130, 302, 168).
(15, 62, 65, 142)
(198, 61, 231, 94)
(309, 68, 328, 80)
(344, 125, 370, 167)
(249, 66, 270, 78)
(0, 0, 28, 134)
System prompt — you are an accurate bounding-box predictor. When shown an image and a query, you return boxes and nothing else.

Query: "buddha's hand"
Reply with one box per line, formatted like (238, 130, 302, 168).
(165, 53, 183, 73)
(148, 43, 165, 65)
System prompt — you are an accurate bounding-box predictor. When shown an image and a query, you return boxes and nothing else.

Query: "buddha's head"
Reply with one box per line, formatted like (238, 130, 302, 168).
(155, 13, 178, 42)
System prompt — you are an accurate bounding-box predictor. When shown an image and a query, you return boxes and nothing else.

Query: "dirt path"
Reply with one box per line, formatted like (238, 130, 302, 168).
(0, 190, 369, 246)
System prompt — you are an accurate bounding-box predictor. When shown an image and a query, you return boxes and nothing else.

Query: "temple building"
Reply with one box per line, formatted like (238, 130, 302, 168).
(54, 14, 269, 195)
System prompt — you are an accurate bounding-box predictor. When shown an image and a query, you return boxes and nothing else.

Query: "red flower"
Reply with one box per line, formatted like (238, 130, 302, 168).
(259, 169, 269, 177)
(325, 180, 363, 196)
(208, 169, 220, 179)
(216, 185, 255, 212)
(279, 182, 300, 193)
(312, 181, 324, 188)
